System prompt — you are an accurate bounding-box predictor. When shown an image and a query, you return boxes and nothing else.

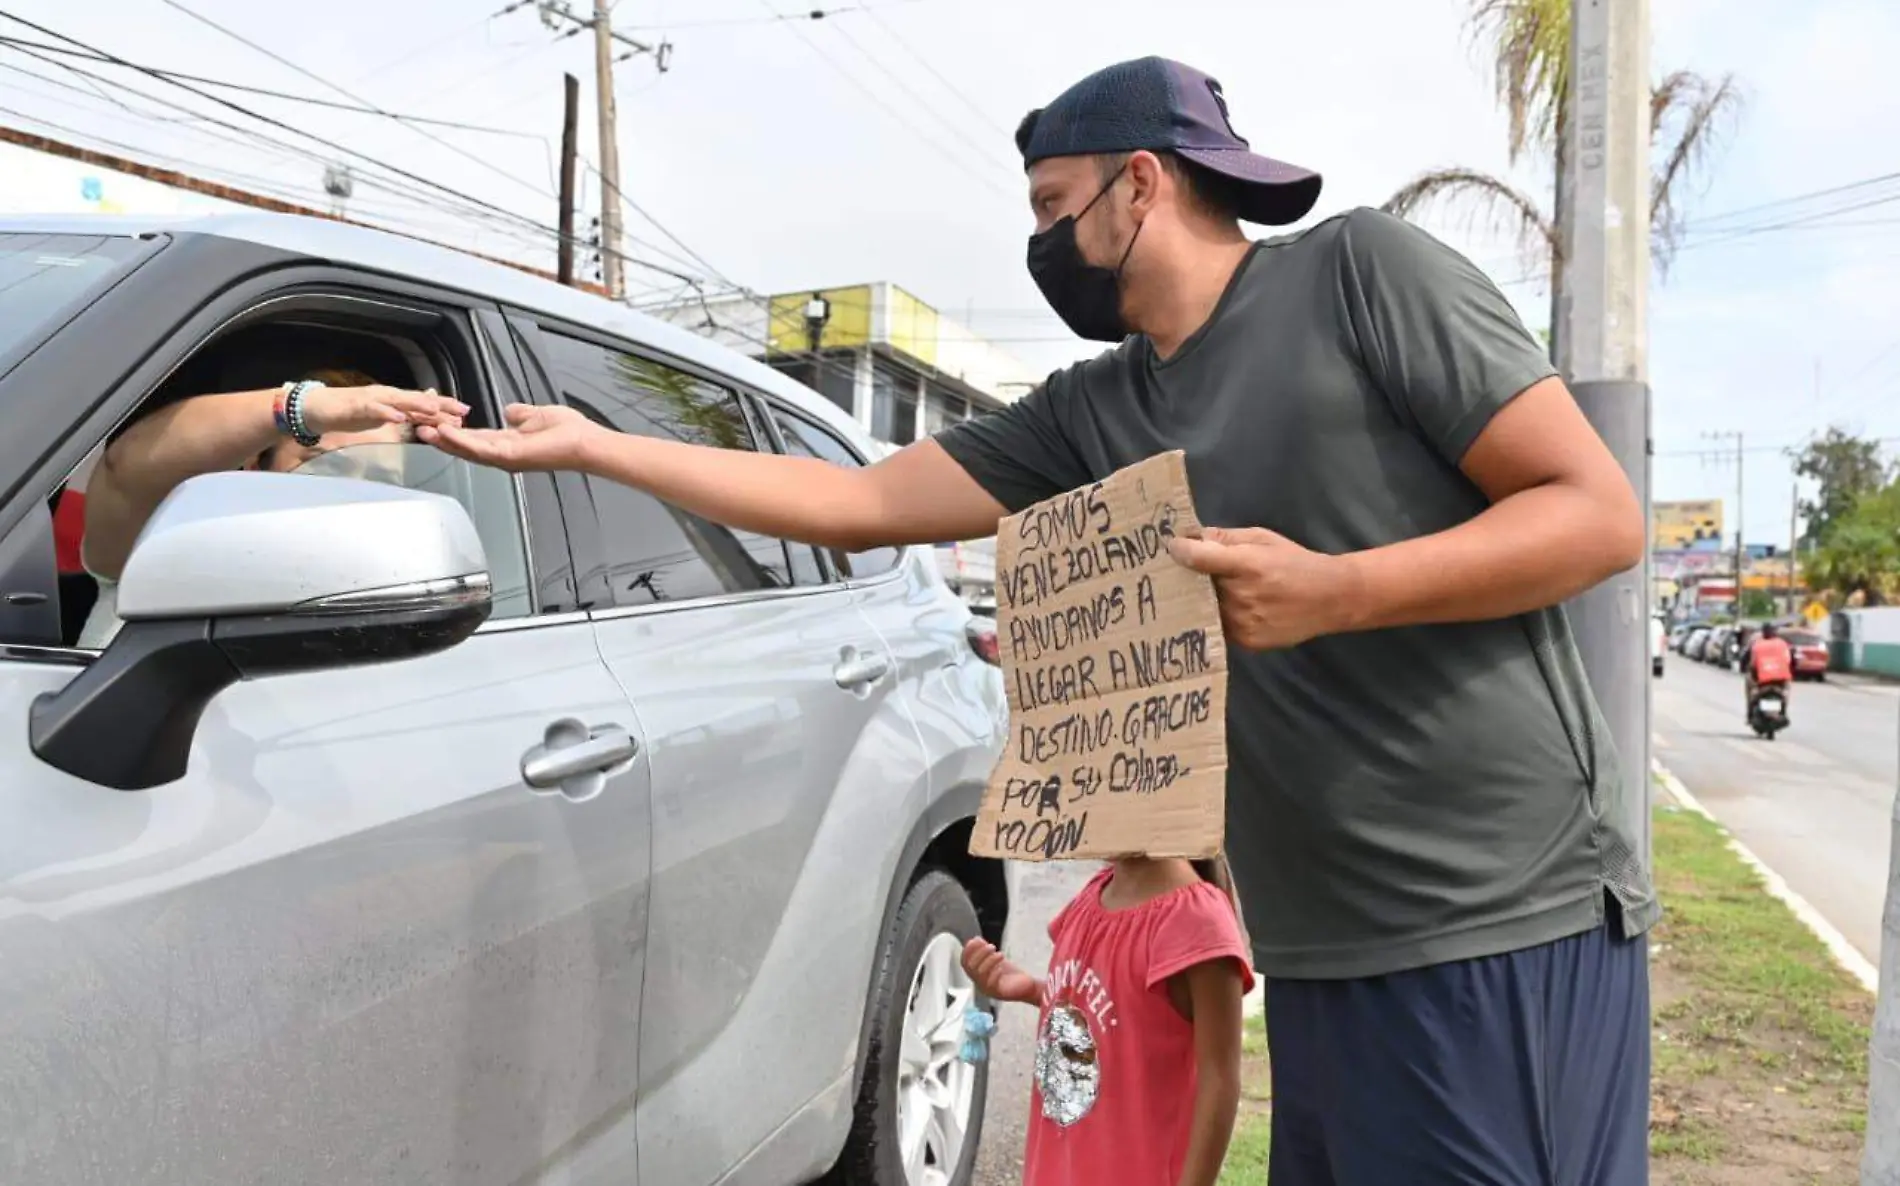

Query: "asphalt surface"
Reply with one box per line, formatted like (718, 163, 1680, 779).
(972, 860, 1094, 1186)
(1653, 652, 1898, 963)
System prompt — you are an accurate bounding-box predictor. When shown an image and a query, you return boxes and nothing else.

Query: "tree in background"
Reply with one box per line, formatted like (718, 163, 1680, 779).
(1381, 0, 1741, 361)
(1792, 427, 1891, 549)
(1737, 588, 1778, 619)
(1809, 481, 1900, 606)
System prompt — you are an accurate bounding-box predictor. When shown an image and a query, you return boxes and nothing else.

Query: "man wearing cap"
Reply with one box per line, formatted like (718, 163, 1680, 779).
(427, 55, 1652, 1184)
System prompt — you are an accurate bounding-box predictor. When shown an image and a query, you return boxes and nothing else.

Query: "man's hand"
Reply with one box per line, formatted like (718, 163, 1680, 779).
(962, 938, 1043, 1006)
(303, 385, 468, 436)
(1167, 526, 1365, 651)
(419, 404, 604, 473)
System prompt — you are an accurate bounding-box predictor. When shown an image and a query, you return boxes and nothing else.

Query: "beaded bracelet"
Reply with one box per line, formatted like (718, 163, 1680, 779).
(280, 380, 324, 448)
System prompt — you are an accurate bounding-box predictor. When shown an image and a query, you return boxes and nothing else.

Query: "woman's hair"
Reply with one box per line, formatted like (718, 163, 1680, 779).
(1190, 853, 1253, 964)
(305, 367, 378, 388)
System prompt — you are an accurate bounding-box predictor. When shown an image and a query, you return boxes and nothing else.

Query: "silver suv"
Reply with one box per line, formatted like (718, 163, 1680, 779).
(0, 217, 1009, 1186)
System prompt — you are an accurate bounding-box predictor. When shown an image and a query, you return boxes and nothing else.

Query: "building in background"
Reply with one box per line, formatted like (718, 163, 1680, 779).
(650, 282, 1043, 608)
(650, 281, 1043, 449)
(1653, 498, 1724, 550)
(0, 137, 250, 218)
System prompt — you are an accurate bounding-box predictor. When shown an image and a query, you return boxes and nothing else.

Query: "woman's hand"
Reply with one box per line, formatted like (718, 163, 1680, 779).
(962, 938, 1043, 1006)
(420, 403, 605, 473)
(302, 385, 468, 436)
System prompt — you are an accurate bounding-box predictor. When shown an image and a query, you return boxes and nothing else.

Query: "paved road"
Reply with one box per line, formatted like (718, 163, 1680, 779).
(972, 861, 1093, 1186)
(1653, 654, 1898, 963)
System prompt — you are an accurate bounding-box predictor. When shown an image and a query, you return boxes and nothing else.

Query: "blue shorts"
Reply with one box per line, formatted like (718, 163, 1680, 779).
(1265, 915, 1650, 1186)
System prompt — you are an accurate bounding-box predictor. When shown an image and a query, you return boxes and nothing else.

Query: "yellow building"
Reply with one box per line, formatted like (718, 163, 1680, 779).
(1653, 499, 1724, 550)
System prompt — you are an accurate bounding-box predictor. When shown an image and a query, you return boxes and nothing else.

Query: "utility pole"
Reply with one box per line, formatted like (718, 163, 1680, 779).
(518, 0, 672, 301)
(1704, 431, 1745, 610)
(1788, 479, 1800, 617)
(592, 0, 624, 301)
(557, 72, 579, 287)
(1558, 0, 1651, 865)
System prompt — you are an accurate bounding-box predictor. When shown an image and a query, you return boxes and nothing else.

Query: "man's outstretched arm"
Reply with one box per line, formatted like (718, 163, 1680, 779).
(423, 404, 1008, 552)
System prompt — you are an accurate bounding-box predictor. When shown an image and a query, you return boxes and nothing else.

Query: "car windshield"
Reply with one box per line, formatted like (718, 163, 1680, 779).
(0, 232, 149, 369)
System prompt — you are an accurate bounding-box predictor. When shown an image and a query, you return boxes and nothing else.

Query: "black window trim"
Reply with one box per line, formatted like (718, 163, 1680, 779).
(754, 396, 911, 590)
(503, 311, 874, 620)
(0, 265, 580, 663)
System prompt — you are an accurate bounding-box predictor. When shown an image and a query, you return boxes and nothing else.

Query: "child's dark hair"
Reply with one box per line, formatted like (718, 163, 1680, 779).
(1190, 853, 1253, 963)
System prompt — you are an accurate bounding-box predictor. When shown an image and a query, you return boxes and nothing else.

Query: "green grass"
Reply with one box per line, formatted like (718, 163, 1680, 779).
(1214, 805, 1874, 1181)
(1647, 803, 1873, 1173)
(1219, 1012, 1271, 1183)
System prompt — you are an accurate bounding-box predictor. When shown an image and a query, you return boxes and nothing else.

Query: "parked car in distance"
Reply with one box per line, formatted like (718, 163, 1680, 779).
(0, 214, 1011, 1186)
(1685, 627, 1713, 662)
(1668, 623, 1693, 653)
(1784, 627, 1831, 681)
(1702, 625, 1732, 666)
(1651, 617, 1666, 677)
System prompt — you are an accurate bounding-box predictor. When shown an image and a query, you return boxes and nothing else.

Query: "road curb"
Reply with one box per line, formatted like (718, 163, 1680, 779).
(1652, 759, 1879, 995)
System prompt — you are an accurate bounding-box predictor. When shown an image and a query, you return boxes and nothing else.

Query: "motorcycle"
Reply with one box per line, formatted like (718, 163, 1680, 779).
(1748, 680, 1791, 740)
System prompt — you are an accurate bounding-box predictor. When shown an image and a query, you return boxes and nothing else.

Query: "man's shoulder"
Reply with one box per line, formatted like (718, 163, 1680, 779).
(1041, 338, 1145, 399)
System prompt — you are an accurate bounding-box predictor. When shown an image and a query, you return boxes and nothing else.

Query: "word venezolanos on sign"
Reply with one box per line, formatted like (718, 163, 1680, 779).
(971, 451, 1229, 862)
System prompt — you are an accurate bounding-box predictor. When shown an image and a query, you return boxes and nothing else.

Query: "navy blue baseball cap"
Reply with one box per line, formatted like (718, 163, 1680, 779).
(1016, 57, 1322, 226)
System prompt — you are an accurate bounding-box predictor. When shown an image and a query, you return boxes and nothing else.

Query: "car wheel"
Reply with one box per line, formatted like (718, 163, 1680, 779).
(833, 870, 988, 1186)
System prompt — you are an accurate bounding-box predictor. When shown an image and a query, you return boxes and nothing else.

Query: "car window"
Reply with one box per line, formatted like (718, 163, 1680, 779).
(0, 233, 147, 369)
(537, 331, 796, 605)
(293, 444, 533, 620)
(769, 408, 901, 580)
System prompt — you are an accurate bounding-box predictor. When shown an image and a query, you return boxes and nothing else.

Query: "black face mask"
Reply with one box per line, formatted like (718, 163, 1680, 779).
(1026, 166, 1144, 343)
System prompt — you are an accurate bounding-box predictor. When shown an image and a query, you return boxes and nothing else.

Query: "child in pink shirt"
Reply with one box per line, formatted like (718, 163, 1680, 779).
(963, 855, 1254, 1186)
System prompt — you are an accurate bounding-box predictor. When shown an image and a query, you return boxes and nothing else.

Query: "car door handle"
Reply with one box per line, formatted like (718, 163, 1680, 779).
(834, 648, 891, 691)
(521, 719, 638, 798)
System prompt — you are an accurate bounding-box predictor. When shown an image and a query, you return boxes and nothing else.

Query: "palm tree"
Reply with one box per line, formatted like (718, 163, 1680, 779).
(1382, 0, 1740, 361)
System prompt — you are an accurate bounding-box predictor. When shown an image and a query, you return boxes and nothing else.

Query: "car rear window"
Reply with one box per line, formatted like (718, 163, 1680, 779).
(0, 232, 148, 370)
(1784, 630, 1821, 646)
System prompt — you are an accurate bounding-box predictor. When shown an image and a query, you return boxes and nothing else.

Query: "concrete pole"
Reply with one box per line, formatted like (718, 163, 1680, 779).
(1558, 0, 1652, 861)
(1870, 787, 1900, 1183)
(593, 0, 625, 301)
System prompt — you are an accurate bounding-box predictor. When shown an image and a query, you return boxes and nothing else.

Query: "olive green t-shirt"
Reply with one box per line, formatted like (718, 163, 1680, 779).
(937, 207, 1657, 980)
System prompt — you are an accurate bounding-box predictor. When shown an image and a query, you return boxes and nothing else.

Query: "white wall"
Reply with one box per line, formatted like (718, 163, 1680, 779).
(0, 142, 247, 217)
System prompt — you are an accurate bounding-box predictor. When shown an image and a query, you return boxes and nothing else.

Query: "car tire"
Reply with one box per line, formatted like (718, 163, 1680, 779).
(832, 869, 989, 1186)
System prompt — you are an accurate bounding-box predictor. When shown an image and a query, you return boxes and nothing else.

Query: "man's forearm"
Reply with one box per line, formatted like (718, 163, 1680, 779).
(573, 431, 1005, 552)
(576, 431, 887, 551)
(1338, 481, 1643, 633)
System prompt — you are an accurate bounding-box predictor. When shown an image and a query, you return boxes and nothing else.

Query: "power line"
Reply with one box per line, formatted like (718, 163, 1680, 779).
(0, 21, 702, 292)
(0, 36, 540, 137)
(1685, 168, 1900, 229)
(859, 1, 1012, 137)
(816, 15, 1016, 173)
(0, 12, 557, 239)
(624, 1, 925, 31)
(153, 0, 556, 201)
(752, 0, 1016, 201)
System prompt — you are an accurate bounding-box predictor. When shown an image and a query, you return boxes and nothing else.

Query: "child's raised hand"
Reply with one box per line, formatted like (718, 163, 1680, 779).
(962, 938, 1042, 1005)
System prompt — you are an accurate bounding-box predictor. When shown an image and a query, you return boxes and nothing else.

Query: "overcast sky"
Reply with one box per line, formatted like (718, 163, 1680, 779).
(5, 0, 1897, 548)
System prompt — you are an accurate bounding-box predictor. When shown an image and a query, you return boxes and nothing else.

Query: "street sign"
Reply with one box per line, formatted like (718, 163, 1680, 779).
(1803, 601, 1830, 627)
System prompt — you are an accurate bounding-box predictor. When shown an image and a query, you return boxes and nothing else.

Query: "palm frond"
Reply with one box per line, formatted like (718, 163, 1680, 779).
(1382, 167, 1559, 279)
(1467, 0, 1572, 162)
(1650, 70, 1744, 272)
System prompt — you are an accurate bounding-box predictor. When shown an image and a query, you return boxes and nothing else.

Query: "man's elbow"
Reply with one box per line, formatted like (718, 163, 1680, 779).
(1589, 479, 1646, 578)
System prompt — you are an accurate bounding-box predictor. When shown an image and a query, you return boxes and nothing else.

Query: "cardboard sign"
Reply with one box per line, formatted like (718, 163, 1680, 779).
(971, 451, 1229, 862)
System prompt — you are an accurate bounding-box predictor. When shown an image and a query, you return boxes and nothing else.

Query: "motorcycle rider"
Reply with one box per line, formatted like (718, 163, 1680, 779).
(1743, 621, 1795, 721)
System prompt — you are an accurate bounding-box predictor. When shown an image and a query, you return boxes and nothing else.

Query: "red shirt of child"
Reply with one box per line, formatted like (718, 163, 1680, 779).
(1022, 867, 1255, 1186)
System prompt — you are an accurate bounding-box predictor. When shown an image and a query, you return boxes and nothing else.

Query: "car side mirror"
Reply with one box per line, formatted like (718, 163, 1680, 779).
(30, 471, 493, 790)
